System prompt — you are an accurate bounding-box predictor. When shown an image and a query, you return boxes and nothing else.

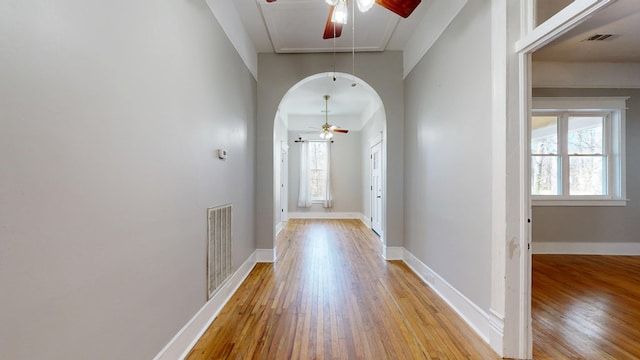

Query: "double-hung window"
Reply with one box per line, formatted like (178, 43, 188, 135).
(531, 97, 628, 206)
(308, 141, 329, 202)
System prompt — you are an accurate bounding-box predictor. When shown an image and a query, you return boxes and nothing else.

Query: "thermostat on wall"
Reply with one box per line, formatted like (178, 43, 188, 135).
(217, 149, 227, 159)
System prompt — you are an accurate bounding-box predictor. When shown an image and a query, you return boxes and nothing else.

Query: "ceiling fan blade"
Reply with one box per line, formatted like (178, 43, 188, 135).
(376, 0, 421, 18)
(322, 6, 343, 39)
(333, 129, 349, 133)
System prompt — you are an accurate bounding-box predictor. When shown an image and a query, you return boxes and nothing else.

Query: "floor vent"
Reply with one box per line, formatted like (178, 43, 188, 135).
(207, 204, 232, 300)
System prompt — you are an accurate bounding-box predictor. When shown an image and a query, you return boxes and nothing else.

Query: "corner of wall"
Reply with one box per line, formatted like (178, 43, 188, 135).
(256, 248, 277, 262)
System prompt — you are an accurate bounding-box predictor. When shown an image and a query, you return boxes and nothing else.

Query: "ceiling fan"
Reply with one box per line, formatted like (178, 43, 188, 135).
(319, 95, 349, 139)
(322, 0, 421, 39)
(264, 0, 421, 40)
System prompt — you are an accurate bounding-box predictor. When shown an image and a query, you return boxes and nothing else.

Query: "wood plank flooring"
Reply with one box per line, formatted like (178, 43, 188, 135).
(186, 219, 499, 359)
(532, 255, 640, 359)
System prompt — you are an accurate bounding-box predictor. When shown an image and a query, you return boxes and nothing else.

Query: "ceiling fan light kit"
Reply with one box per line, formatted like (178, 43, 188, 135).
(331, 1, 349, 25)
(328, 0, 373, 27)
(356, 0, 375, 12)
(319, 95, 350, 139)
(320, 0, 421, 39)
(320, 131, 334, 139)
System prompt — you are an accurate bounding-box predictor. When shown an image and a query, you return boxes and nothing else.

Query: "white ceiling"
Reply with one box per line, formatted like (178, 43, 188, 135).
(534, 0, 640, 62)
(280, 73, 380, 131)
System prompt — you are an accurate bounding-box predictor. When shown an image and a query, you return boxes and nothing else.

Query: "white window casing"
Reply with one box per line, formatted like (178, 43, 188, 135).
(531, 97, 628, 206)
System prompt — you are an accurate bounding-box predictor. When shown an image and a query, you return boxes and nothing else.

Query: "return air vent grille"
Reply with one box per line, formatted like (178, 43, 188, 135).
(207, 204, 232, 300)
(584, 34, 614, 41)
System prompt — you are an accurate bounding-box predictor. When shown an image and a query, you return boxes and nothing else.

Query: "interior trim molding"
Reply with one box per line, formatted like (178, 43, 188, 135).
(532, 242, 640, 255)
(288, 212, 365, 220)
(360, 213, 372, 228)
(275, 221, 285, 237)
(489, 0, 507, 355)
(152, 252, 257, 360)
(488, 308, 505, 354)
(515, 0, 614, 54)
(402, 249, 491, 344)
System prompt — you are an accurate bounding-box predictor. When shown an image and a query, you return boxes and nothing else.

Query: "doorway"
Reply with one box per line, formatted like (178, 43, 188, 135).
(511, 0, 617, 358)
(272, 71, 390, 257)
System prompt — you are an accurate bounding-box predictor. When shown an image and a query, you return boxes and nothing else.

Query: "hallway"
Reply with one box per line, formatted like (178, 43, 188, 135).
(186, 219, 499, 359)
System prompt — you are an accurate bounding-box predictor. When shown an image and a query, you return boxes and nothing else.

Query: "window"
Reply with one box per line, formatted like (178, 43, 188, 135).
(308, 141, 329, 201)
(531, 97, 628, 206)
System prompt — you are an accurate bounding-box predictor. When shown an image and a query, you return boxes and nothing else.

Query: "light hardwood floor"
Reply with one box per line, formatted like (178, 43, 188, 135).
(532, 254, 640, 359)
(186, 219, 499, 359)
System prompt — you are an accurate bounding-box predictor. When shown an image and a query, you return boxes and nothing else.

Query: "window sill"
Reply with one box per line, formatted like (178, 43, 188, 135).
(532, 198, 629, 207)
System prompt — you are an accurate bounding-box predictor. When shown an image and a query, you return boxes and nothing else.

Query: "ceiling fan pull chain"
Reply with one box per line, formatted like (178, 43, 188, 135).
(333, 20, 337, 81)
(351, 0, 356, 87)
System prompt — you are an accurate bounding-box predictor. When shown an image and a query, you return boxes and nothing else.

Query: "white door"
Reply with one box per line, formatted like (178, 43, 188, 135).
(370, 142, 382, 237)
(280, 148, 288, 223)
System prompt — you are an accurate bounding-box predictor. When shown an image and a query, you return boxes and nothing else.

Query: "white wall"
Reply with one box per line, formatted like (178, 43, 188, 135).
(288, 131, 362, 213)
(257, 52, 404, 249)
(403, 0, 493, 310)
(0, 1, 256, 359)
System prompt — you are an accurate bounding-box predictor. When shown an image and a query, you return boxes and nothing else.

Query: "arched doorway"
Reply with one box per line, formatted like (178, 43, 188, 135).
(254, 51, 404, 264)
(273, 72, 388, 255)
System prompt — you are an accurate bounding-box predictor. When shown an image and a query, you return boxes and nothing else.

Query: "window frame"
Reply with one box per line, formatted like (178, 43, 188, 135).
(306, 140, 329, 203)
(531, 97, 628, 207)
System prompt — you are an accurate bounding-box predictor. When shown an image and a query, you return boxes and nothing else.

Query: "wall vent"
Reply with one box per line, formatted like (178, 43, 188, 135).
(207, 204, 232, 299)
(584, 34, 614, 41)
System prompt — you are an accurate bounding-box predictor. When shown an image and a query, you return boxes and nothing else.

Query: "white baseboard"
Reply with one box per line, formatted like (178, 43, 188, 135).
(288, 212, 364, 220)
(533, 242, 640, 255)
(275, 221, 285, 237)
(402, 249, 492, 344)
(288, 212, 372, 230)
(360, 213, 371, 228)
(256, 248, 276, 263)
(488, 308, 504, 355)
(382, 246, 403, 260)
(153, 253, 256, 360)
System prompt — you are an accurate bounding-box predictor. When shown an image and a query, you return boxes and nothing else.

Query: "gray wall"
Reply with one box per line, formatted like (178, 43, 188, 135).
(403, 0, 493, 310)
(288, 131, 362, 213)
(0, 1, 256, 359)
(257, 52, 405, 249)
(532, 88, 639, 244)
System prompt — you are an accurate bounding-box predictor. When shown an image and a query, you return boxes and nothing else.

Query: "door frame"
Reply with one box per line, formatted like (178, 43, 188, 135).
(504, 0, 616, 358)
(276, 141, 289, 236)
(369, 135, 383, 239)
